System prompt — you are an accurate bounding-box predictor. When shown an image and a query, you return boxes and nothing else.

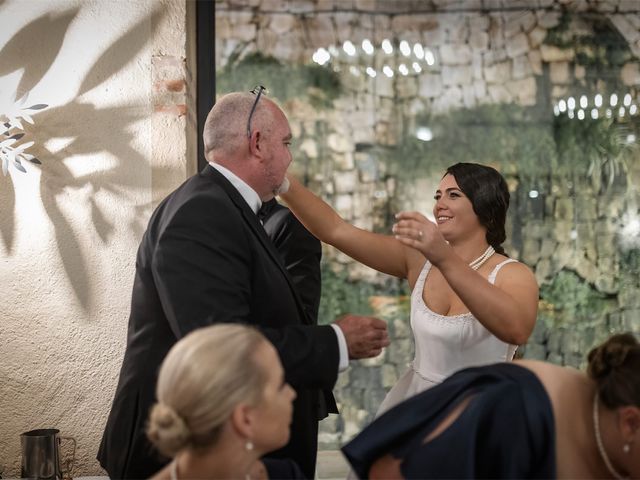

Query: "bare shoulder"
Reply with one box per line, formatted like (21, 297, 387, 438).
(493, 256, 537, 285)
(515, 359, 585, 389)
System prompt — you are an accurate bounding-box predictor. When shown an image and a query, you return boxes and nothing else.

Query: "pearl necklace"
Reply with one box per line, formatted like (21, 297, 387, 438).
(593, 393, 627, 480)
(468, 245, 495, 271)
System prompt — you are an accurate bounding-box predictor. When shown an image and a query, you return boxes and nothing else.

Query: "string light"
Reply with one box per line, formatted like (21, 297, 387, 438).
(552, 92, 637, 120)
(311, 39, 437, 77)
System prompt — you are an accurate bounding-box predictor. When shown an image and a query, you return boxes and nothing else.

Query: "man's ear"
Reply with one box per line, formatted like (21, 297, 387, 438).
(230, 403, 256, 439)
(248, 130, 263, 157)
(618, 406, 640, 442)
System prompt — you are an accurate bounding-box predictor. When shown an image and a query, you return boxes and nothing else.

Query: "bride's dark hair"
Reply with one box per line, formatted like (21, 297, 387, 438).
(445, 163, 510, 255)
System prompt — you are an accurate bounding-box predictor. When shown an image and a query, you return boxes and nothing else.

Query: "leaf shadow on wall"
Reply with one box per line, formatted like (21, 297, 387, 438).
(0, 8, 79, 252)
(1, 6, 177, 311)
(0, 8, 79, 101)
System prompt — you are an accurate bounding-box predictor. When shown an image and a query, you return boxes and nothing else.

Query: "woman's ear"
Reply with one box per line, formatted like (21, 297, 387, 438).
(230, 403, 256, 439)
(618, 406, 640, 442)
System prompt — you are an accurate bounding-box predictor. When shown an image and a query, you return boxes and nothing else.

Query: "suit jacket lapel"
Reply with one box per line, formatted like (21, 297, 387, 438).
(202, 166, 313, 325)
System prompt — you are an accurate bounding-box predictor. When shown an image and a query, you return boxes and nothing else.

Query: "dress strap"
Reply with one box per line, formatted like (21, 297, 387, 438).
(488, 258, 518, 284)
(413, 260, 432, 294)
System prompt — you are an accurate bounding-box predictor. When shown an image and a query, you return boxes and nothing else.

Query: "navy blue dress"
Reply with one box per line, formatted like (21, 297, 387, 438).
(342, 363, 556, 479)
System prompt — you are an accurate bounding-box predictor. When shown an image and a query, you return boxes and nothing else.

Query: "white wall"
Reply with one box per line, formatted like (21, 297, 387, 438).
(0, 0, 196, 475)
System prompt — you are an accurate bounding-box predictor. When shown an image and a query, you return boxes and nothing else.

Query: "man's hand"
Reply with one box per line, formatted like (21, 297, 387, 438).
(334, 314, 390, 359)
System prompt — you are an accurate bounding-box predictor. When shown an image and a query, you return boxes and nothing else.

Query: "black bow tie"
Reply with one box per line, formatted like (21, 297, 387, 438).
(257, 204, 269, 222)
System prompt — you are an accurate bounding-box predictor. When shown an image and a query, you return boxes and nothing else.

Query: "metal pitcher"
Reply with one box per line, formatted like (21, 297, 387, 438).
(20, 429, 76, 480)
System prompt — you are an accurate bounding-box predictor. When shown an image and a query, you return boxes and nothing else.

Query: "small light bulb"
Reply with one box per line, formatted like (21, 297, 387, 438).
(594, 94, 603, 107)
(558, 99, 567, 112)
(399, 40, 411, 56)
(610, 93, 618, 107)
(343, 40, 356, 56)
(424, 49, 435, 66)
(580, 95, 588, 108)
(362, 39, 374, 55)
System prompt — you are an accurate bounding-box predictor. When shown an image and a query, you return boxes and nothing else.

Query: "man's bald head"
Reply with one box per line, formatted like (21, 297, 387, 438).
(203, 92, 276, 160)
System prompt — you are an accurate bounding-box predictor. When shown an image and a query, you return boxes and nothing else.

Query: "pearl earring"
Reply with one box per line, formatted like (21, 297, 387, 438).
(623, 443, 630, 454)
(245, 440, 254, 451)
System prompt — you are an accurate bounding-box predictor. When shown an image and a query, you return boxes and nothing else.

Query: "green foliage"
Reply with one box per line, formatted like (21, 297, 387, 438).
(620, 248, 640, 276)
(380, 102, 636, 190)
(552, 114, 636, 191)
(544, 11, 572, 49)
(317, 262, 407, 325)
(544, 12, 633, 79)
(540, 270, 615, 325)
(216, 52, 342, 109)
(382, 104, 557, 182)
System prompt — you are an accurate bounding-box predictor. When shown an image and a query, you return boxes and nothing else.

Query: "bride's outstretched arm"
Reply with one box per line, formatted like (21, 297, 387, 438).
(280, 175, 418, 280)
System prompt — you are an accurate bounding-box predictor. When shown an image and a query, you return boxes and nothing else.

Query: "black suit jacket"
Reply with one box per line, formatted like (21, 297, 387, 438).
(261, 199, 322, 324)
(98, 166, 339, 479)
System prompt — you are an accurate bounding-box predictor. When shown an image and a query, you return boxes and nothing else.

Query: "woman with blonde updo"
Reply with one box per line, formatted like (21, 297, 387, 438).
(146, 324, 298, 480)
(343, 333, 640, 479)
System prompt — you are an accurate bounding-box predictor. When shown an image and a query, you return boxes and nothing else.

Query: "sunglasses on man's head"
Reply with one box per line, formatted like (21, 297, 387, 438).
(246, 85, 267, 138)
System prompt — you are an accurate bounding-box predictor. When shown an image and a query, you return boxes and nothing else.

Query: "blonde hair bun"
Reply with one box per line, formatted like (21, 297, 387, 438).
(146, 324, 268, 457)
(147, 402, 191, 457)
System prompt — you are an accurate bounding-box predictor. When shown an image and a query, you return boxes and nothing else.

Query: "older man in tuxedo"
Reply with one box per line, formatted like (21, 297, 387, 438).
(98, 89, 389, 479)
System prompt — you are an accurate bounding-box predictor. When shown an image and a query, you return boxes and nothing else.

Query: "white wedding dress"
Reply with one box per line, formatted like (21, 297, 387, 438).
(376, 258, 519, 415)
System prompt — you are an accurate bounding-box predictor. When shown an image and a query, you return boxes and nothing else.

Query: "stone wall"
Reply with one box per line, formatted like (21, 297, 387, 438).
(215, 0, 640, 446)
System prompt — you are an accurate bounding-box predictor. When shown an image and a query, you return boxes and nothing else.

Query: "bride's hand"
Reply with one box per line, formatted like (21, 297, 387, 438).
(392, 211, 449, 265)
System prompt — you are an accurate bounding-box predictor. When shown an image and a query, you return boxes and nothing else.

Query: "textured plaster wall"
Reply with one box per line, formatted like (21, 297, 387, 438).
(0, 0, 195, 476)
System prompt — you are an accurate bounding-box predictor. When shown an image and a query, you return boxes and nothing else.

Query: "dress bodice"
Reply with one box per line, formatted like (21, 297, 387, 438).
(409, 259, 518, 383)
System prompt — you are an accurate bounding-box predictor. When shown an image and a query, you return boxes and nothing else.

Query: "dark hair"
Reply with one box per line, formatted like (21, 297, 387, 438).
(587, 333, 640, 409)
(445, 163, 510, 255)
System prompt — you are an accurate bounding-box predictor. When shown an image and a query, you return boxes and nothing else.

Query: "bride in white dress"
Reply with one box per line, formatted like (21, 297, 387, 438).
(280, 162, 539, 413)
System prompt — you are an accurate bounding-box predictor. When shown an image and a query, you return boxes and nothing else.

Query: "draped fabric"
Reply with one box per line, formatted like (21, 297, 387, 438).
(342, 363, 556, 479)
